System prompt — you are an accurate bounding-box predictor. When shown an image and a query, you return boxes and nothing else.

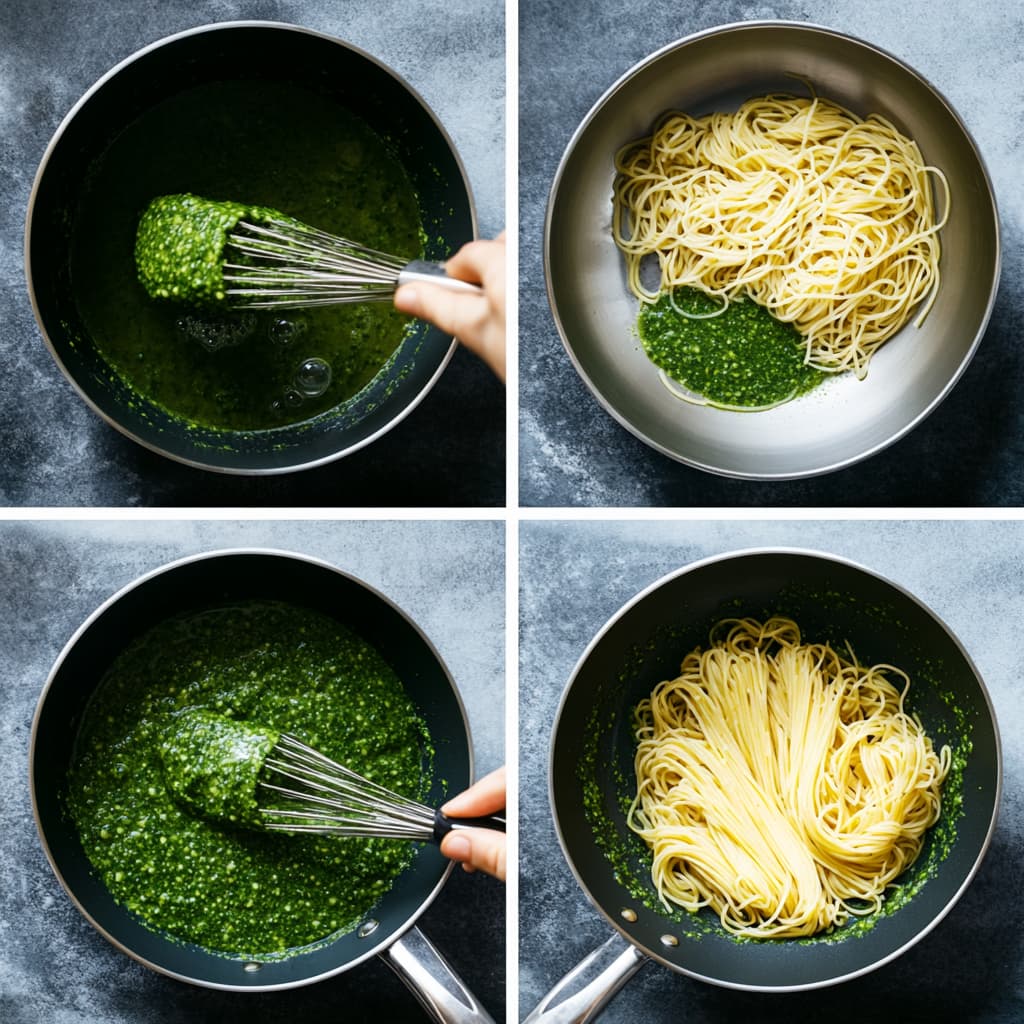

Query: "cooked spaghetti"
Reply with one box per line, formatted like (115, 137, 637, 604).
(627, 617, 949, 938)
(612, 94, 948, 377)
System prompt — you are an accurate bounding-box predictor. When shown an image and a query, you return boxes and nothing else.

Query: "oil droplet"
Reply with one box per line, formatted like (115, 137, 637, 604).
(294, 357, 332, 397)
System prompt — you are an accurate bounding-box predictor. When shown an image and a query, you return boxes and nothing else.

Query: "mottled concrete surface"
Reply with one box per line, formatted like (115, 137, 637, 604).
(520, 520, 1023, 1022)
(0, 0, 505, 507)
(520, 0, 1024, 506)
(0, 520, 504, 1023)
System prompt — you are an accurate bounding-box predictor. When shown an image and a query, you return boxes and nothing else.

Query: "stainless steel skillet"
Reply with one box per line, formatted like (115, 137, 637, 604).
(544, 22, 1000, 479)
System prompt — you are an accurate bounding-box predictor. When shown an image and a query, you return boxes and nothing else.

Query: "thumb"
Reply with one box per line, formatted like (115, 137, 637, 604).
(441, 828, 506, 882)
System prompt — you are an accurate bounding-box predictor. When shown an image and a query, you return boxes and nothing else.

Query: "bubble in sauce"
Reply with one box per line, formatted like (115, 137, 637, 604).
(294, 357, 332, 398)
(269, 318, 304, 345)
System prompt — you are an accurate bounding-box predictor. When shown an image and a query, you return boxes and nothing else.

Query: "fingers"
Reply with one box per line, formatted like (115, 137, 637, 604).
(393, 281, 492, 345)
(393, 234, 507, 381)
(442, 766, 506, 817)
(441, 827, 507, 883)
(443, 237, 506, 310)
(439, 767, 507, 881)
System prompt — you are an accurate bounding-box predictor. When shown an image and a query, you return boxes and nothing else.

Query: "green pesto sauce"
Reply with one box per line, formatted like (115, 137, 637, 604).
(67, 602, 432, 959)
(135, 194, 299, 308)
(158, 708, 279, 829)
(70, 80, 423, 432)
(638, 288, 825, 409)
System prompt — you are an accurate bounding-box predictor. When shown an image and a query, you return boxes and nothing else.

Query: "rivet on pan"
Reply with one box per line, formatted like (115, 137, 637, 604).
(243, 962, 261, 973)
(358, 919, 380, 938)
(620, 908, 638, 923)
(660, 934, 679, 947)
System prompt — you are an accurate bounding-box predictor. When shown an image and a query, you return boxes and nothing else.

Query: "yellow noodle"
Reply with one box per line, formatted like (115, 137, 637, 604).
(627, 617, 950, 937)
(612, 95, 948, 377)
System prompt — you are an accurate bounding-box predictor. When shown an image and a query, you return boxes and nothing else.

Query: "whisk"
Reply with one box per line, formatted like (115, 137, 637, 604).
(259, 733, 505, 843)
(135, 193, 482, 311)
(223, 219, 482, 310)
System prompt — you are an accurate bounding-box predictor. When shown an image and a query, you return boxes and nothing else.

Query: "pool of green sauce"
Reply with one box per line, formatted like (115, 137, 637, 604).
(67, 601, 432, 959)
(638, 289, 825, 409)
(70, 80, 423, 432)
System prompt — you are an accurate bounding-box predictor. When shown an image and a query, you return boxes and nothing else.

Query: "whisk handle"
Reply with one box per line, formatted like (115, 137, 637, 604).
(433, 808, 506, 843)
(399, 260, 483, 295)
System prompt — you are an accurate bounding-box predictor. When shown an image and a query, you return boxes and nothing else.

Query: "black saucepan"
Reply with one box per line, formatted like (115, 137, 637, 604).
(30, 550, 494, 1022)
(26, 22, 475, 473)
(526, 549, 1000, 1022)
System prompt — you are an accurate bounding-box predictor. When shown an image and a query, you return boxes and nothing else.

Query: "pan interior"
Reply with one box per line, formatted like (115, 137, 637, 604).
(554, 552, 998, 990)
(546, 23, 998, 478)
(33, 553, 472, 989)
(29, 25, 474, 471)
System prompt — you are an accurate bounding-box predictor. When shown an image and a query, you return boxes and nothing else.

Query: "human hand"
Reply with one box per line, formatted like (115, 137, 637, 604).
(439, 765, 506, 882)
(394, 234, 506, 382)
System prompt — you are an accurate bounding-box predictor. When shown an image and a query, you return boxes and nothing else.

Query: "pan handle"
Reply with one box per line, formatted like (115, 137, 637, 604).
(522, 934, 648, 1024)
(381, 925, 497, 1024)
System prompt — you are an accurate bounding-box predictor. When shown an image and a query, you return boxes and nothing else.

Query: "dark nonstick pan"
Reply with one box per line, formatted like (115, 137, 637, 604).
(31, 550, 495, 1022)
(526, 549, 1000, 1022)
(26, 22, 475, 473)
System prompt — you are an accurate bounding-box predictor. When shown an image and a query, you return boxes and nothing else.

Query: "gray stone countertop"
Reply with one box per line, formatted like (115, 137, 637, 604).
(520, 0, 1023, 506)
(0, 520, 505, 1023)
(0, 0, 505, 507)
(520, 519, 1023, 1022)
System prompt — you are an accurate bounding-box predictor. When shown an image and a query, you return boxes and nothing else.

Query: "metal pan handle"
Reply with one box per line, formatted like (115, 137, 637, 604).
(522, 933, 648, 1024)
(381, 925, 497, 1024)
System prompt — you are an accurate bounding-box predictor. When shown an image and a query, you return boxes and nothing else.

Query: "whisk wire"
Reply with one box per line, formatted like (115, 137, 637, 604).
(223, 219, 409, 308)
(260, 733, 437, 841)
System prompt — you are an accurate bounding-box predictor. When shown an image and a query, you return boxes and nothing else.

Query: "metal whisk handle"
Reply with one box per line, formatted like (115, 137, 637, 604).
(399, 260, 483, 296)
(432, 809, 507, 843)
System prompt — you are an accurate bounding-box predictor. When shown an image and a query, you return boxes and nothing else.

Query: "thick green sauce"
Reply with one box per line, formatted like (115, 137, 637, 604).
(135, 194, 299, 308)
(70, 80, 423, 431)
(638, 288, 825, 409)
(67, 601, 432, 959)
(159, 708, 279, 829)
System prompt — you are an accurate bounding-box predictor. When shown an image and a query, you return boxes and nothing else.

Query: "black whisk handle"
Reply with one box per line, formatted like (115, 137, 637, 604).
(432, 808, 506, 843)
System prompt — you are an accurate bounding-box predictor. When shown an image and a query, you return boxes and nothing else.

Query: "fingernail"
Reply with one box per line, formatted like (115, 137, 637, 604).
(444, 833, 472, 862)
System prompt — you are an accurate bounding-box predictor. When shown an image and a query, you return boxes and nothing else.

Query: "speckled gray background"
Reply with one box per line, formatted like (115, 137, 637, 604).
(520, 520, 1022, 1021)
(0, 520, 504, 1022)
(0, 0, 504, 507)
(520, 0, 1023, 506)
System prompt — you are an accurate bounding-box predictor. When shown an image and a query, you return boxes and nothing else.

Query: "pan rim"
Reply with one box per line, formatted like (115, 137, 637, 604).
(24, 20, 478, 476)
(547, 545, 1003, 992)
(542, 19, 1002, 481)
(29, 546, 473, 992)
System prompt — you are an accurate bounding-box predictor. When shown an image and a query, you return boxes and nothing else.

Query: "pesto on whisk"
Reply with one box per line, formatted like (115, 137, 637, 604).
(135, 194, 297, 307)
(158, 707, 280, 828)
